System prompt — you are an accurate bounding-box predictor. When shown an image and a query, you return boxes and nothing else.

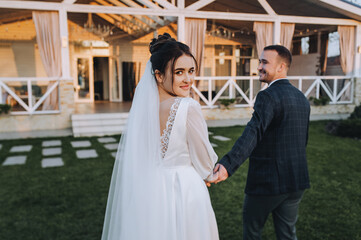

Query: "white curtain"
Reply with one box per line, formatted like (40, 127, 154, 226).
(253, 22, 273, 58)
(280, 23, 295, 50)
(32, 11, 61, 110)
(338, 25, 355, 75)
(185, 18, 206, 101)
(185, 18, 206, 75)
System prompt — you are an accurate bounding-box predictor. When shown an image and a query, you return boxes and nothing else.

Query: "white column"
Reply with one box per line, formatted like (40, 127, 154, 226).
(354, 24, 361, 76)
(177, 0, 185, 42)
(177, 14, 185, 42)
(0, 85, 2, 104)
(354, 24, 361, 105)
(178, 0, 184, 9)
(59, 7, 71, 79)
(273, 19, 281, 45)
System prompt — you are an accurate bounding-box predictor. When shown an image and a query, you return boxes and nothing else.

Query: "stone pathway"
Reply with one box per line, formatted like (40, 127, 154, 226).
(211, 143, 218, 147)
(98, 137, 117, 143)
(42, 157, 64, 168)
(104, 143, 119, 151)
(42, 140, 61, 147)
(41, 140, 63, 168)
(10, 145, 32, 153)
(0, 133, 221, 167)
(212, 135, 231, 141)
(76, 149, 98, 159)
(42, 147, 62, 157)
(0, 135, 149, 168)
(2, 156, 27, 166)
(71, 141, 91, 148)
(2, 144, 31, 166)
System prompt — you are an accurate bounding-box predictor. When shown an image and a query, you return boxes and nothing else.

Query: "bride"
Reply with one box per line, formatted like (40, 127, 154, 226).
(101, 33, 219, 240)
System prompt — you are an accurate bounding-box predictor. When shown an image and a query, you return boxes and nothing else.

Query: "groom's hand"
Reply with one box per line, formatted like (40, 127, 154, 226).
(212, 163, 228, 184)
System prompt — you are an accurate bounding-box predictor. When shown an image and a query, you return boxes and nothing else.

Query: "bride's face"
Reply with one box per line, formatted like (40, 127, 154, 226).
(156, 54, 196, 97)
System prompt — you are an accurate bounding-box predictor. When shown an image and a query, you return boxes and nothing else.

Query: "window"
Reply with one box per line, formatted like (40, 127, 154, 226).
(235, 45, 253, 76)
(292, 35, 318, 55)
(327, 31, 340, 57)
(215, 45, 233, 56)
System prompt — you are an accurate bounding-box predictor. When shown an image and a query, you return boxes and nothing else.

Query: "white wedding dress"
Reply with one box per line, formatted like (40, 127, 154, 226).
(159, 97, 219, 240)
(101, 61, 219, 240)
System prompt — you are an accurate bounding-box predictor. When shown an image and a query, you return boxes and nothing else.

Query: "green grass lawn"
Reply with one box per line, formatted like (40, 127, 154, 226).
(0, 121, 360, 240)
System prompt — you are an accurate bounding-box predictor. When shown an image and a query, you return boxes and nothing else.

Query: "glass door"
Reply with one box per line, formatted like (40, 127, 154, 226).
(109, 57, 122, 102)
(74, 56, 94, 102)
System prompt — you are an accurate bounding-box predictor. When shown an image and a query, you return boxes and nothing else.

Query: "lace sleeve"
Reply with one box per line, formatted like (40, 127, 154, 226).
(186, 99, 218, 180)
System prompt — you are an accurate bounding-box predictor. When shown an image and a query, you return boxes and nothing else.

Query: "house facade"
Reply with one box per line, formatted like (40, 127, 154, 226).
(0, 0, 360, 137)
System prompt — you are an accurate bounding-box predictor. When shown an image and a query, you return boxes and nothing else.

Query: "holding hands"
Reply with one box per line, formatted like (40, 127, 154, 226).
(205, 163, 229, 187)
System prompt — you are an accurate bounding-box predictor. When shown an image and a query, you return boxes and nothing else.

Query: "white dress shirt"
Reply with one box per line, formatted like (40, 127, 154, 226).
(268, 78, 287, 87)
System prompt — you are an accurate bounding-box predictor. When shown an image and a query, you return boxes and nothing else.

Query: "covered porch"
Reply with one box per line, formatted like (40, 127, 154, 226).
(0, 0, 360, 136)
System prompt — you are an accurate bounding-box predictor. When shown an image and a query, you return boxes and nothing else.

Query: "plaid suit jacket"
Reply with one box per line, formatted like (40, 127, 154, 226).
(219, 79, 310, 195)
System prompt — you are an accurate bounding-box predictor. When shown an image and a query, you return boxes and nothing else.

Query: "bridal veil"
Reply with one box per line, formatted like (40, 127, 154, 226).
(101, 61, 169, 239)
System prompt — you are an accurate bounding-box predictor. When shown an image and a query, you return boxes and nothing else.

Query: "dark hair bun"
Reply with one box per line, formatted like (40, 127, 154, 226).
(149, 33, 175, 54)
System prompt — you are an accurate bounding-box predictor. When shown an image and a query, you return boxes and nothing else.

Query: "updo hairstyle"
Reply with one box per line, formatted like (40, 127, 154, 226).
(149, 33, 198, 88)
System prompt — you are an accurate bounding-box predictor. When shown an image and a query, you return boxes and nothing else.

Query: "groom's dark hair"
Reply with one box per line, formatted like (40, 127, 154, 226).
(264, 45, 292, 68)
(149, 33, 198, 92)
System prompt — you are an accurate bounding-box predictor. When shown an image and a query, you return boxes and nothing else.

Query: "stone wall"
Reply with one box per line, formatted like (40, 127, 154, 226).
(201, 104, 356, 121)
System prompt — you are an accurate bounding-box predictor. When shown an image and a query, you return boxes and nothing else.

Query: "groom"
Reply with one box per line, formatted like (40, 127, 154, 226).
(211, 45, 310, 240)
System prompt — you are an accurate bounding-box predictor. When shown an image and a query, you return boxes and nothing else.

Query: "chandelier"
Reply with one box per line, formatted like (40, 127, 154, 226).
(83, 13, 114, 38)
(207, 25, 251, 39)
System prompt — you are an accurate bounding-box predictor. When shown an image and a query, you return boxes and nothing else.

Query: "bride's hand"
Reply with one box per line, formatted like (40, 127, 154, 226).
(204, 171, 219, 187)
(204, 180, 211, 187)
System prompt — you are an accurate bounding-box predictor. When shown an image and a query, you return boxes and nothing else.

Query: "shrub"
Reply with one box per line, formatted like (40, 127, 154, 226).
(309, 96, 329, 106)
(326, 104, 361, 139)
(0, 104, 11, 114)
(219, 98, 236, 109)
(349, 104, 361, 119)
(336, 119, 361, 138)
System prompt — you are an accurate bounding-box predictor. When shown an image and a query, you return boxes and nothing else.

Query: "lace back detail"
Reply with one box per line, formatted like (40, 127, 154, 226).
(160, 98, 182, 158)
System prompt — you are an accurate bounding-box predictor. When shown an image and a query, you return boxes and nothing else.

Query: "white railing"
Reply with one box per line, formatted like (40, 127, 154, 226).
(0, 77, 61, 115)
(192, 75, 354, 108)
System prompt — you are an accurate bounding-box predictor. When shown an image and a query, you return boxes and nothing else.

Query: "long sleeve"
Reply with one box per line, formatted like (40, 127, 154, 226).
(219, 90, 275, 177)
(186, 99, 218, 180)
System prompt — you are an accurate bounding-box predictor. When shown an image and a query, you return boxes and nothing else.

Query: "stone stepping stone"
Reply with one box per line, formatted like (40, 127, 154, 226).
(208, 131, 214, 135)
(42, 147, 62, 156)
(0, 144, 2, 151)
(111, 152, 117, 158)
(211, 143, 218, 148)
(10, 145, 32, 153)
(104, 143, 119, 151)
(76, 149, 98, 159)
(71, 141, 91, 148)
(2, 155, 27, 166)
(212, 135, 231, 141)
(42, 157, 64, 168)
(98, 137, 117, 143)
(42, 140, 62, 147)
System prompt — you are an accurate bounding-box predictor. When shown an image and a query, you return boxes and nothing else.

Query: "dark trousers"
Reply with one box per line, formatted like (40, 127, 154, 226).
(243, 190, 304, 240)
